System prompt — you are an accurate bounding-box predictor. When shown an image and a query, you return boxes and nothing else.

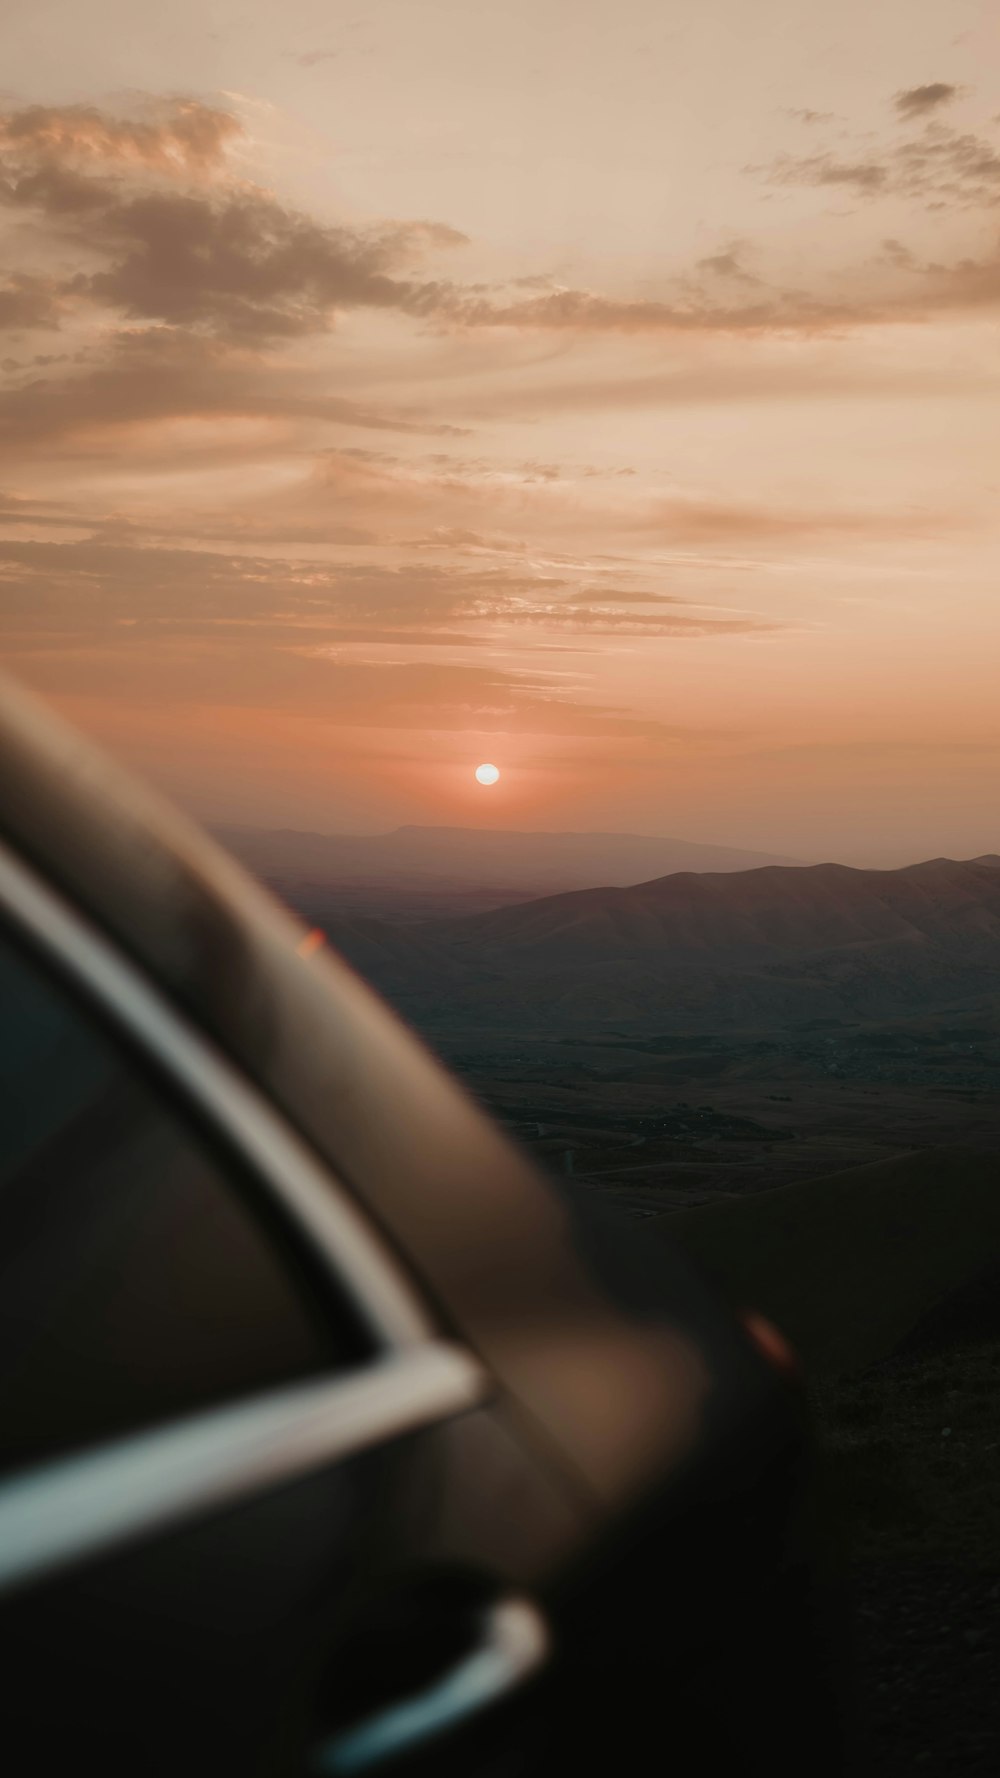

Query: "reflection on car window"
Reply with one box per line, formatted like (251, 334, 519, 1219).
(0, 924, 356, 1474)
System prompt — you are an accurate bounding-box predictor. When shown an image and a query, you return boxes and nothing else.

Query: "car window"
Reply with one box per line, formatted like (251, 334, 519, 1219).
(0, 921, 364, 1475)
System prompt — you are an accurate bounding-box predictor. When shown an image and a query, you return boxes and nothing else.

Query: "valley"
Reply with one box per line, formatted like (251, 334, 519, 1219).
(433, 1023, 1000, 1218)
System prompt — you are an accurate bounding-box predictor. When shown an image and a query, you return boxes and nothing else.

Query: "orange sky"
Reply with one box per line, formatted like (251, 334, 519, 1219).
(1, 0, 998, 865)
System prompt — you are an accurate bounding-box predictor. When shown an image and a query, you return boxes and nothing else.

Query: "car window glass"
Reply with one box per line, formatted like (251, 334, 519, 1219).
(0, 923, 363, 1474)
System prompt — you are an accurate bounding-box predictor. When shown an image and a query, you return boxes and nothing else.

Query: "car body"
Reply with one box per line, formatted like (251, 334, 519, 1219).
(0, 675, 843, 1775)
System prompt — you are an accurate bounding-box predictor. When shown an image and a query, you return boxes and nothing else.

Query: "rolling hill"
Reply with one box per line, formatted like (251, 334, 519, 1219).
(424, 856, 1000, 963)
(321, 857, 1000, 1035)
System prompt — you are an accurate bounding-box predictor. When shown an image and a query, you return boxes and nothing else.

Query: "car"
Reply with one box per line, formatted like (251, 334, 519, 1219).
(0, 673, 845, 1776)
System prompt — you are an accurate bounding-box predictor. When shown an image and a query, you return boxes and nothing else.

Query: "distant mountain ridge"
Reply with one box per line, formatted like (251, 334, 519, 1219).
(319, 855, 1000, 1035)
(217, 823, 801, 909)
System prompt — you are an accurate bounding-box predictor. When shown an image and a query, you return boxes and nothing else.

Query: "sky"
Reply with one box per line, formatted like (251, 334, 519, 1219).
(1, 0, 998, 866)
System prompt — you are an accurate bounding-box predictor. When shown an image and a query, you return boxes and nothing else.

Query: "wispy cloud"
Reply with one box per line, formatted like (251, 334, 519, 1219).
(0, 23, 992, 857)
(695, 246, 762, 286)
(3, 84, 999, 423)
(760, 122, 1000, 210)
(0, 533, 778, 647)
(893, 82, 962, 119)
(0, 99, 470, 342)
(0, 92, 966, 358)
(0, 99, 241, 176)
(0, 327, 469, 456)
(783, 108, 839, 125)
(0, 273, 62, 331)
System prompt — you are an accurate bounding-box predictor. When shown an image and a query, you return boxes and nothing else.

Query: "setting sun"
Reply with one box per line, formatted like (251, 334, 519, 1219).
(475, 763, 500, 786)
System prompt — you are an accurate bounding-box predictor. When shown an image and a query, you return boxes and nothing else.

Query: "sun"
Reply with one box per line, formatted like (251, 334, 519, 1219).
(474, 762, 500, 785)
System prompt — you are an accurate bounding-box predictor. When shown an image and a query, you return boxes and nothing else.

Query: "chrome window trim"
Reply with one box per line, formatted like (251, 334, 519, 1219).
(0, 841, 491, 1597)
(0, 1343, 487, 1597)
(317, 1592, 551, 1773)
(0, 837, 431, 1350)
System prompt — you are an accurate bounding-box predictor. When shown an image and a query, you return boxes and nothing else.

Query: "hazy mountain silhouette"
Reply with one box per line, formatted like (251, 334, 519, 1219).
(217, 823, 800, 919)
(321, 857, 1000, 1034)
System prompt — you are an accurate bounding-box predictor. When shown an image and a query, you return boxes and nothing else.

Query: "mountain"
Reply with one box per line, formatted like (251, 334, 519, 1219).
(216, 823, 800, 920)
(321, 856, 1000, 1035)
(425, 857, 1000, 964)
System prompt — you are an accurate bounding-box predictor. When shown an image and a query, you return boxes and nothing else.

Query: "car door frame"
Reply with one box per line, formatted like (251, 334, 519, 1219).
(0, 832, 490, 1599)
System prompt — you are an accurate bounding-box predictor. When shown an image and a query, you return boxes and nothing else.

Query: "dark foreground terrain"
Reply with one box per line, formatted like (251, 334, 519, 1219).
(650, 1151, 1000, 1776)
(823, 1343, 1000, 1775)
(257, 847, 1000, 1776)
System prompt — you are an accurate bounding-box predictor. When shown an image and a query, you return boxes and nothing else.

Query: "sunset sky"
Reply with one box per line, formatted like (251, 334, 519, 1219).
(1, 0, 998, 865)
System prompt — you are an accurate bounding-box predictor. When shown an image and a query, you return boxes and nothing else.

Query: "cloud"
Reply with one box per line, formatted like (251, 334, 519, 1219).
(0, 532, 777, 651)
(445, 283, 871, 336)
(894, 83, 961, 119)
(0, 97, 923, 349)
(0, 99, 241, 176)
(287, 440, 949, 555)
(863, 240, 1000, 316)
(0, 549, 689, 737)
(5, 150, 851, 342)
(20, 635, 682, 740)
(881, 236, 918, 269)
(0, 274, 62, 332)
(762, 123, 1000, 209)
(1, 101, 470, 343)
(695, 248, 761, 286)
(632, 496, 945, 544)
(400, 527, 526, 553)
(919, 245, 1000, 312)
(76, 187, 467, 341)
(786, 157, 888, 194)
(457, 349, 996, 419)
(565, 587, 682, 604)
(0, 327, 467, 455)
(3, 83, 999, 522)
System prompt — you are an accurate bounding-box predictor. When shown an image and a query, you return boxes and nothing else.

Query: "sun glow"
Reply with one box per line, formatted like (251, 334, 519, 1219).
(475, 762, 500, 785)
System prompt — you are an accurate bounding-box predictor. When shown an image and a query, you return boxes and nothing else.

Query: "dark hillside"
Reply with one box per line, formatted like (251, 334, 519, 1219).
(323, 858, 1000, 1036)
(656, 1146, 1000, 1377)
